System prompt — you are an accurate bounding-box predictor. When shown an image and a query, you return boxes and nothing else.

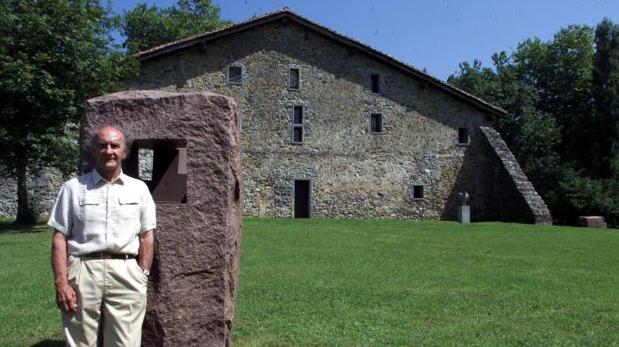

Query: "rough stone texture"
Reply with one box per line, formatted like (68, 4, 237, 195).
(579, 216, 607, 228)
(0, 13, 551, 224)
(81, 90, 243, 346)
(0, 167, 68, 217)
(479, 127, 552, 224)
(126, 15, 549, 223)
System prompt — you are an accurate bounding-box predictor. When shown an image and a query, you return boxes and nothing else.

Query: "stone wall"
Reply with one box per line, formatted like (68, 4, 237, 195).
(130, 19, 530, 221)
(478, 127, 552, 223)
(0, 17, 550, 223)
(0, 168, 67, 218)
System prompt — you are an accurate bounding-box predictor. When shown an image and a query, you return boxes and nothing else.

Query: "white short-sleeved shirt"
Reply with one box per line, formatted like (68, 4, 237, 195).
(48, 169, 156, 256)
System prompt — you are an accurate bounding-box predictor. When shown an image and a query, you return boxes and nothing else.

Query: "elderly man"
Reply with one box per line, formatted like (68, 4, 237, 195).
(49, 126, 156, 347)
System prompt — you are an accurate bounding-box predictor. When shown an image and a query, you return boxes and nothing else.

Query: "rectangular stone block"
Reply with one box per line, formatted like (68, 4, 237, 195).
(578, 216, 607, 229)
(458, 206, 470, 224)
(81, 90, 243, 346)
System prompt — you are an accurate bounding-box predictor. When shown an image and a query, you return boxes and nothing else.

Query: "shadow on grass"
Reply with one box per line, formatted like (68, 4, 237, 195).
(30, 340, 64, 347)
(0, 218, 49, 234)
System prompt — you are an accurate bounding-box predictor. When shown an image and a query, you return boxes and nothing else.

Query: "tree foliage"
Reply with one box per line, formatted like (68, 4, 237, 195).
(0, 0, 136, 224)
(593, 19, 619, 178)
(448, 20, 619, 225)
(116, 0, 231, 53)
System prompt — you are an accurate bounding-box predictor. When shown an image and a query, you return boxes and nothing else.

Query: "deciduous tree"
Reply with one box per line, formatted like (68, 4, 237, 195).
(593, 19, 619, 177)
(0, 0, 135, 224)
(117, 0, 231, 53)
(448, 23, 619, 225)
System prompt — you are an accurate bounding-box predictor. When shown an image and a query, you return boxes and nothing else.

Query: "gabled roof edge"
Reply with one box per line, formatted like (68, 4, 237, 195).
(136, 9, 507, 117)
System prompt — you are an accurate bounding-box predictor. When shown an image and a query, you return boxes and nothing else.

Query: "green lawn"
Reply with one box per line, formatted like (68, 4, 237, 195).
(1, 219, 618, 346)
(0, 220, 60, 347)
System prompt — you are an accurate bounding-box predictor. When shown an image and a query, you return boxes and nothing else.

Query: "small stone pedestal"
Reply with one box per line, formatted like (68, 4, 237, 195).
(458, 206, 470, 224)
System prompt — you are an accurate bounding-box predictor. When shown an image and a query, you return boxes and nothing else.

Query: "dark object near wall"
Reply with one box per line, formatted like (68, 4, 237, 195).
(80, 90, 243, 346)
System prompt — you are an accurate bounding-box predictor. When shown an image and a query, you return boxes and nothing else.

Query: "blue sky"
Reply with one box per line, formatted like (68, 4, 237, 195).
(111, 0, 619, 81)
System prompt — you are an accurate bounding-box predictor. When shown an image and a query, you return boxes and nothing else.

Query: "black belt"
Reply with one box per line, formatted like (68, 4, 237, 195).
(81, 252, 136, 260)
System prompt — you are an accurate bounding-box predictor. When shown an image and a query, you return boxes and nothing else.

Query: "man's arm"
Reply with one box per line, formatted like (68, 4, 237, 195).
(138, 230, 154, 272)
(51, 230, 77, 312)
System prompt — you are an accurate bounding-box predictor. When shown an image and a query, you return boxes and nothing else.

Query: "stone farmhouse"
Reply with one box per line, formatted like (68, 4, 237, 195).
(0, 9, 550, 223)
(127, 9, 551, 223)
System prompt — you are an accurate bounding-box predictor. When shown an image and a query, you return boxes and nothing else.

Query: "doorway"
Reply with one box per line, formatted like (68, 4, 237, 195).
(294, 180, 311, 218)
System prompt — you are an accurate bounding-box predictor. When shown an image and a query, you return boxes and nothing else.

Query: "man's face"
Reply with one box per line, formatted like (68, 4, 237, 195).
(93, 127, 126, 174)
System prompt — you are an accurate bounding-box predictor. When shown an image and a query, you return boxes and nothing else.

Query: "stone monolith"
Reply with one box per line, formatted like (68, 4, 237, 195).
(80, 90, 243, 346)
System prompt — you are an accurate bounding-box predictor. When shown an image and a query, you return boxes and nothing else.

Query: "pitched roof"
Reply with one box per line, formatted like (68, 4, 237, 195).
(137, 9, 506, 116)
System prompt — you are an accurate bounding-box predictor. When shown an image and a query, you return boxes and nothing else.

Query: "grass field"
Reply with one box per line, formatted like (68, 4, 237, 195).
(1, 218, 618, 346)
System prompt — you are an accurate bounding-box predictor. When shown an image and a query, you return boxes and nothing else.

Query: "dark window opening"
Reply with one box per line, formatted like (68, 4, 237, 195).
(293, 105, 303, 124)
(124, 139, 188, 204)
(294, 180, 310, 218)
(371, 74, 380, 93)
(228, 66, 242, 84)
(293, 126, 303, 143)
(370, 113, 383, 133)
(458, 127, 469, 144)
(289, 67, 300, 89)
(413, 185, 424, 200)
(292, 105, 304, 143)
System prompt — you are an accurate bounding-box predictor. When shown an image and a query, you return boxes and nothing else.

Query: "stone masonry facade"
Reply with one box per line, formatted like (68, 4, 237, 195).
(0, 10, 550, 223)
(128, 10, 551, 223)
(0, 168, 68, 218)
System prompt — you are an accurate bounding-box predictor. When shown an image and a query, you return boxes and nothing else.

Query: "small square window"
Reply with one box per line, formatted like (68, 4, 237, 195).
(370, 113, 383, 133)
(289, 67, 300, 90)
(413, 185, 424, 200)
(228, 66, 242, 85)
(293, 105, 303, 124)
(128, 139, 188, 204)
(138, 148, 154, 181)
(292, 126, 303, 143)
(371, 74, 380, 93)
(458, 127, 469, 144)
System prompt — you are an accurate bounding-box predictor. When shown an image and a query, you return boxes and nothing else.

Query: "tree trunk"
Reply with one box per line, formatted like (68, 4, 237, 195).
(15, 158, 38, 225)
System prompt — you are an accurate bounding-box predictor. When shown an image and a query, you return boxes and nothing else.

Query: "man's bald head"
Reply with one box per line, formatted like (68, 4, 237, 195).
(89, 126, 129, 179)
(89, 126, 128, 154)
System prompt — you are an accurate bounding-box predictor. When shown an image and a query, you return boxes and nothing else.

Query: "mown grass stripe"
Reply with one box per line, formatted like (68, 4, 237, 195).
(0, 219, 617, 346)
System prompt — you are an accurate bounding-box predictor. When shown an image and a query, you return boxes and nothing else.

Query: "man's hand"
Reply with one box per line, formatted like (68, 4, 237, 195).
(56, 282, 77, 312)
(51, 230, 77, 312)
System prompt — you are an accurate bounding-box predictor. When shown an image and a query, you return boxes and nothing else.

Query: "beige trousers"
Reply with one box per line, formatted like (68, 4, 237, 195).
(63, 256, 148, 347)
